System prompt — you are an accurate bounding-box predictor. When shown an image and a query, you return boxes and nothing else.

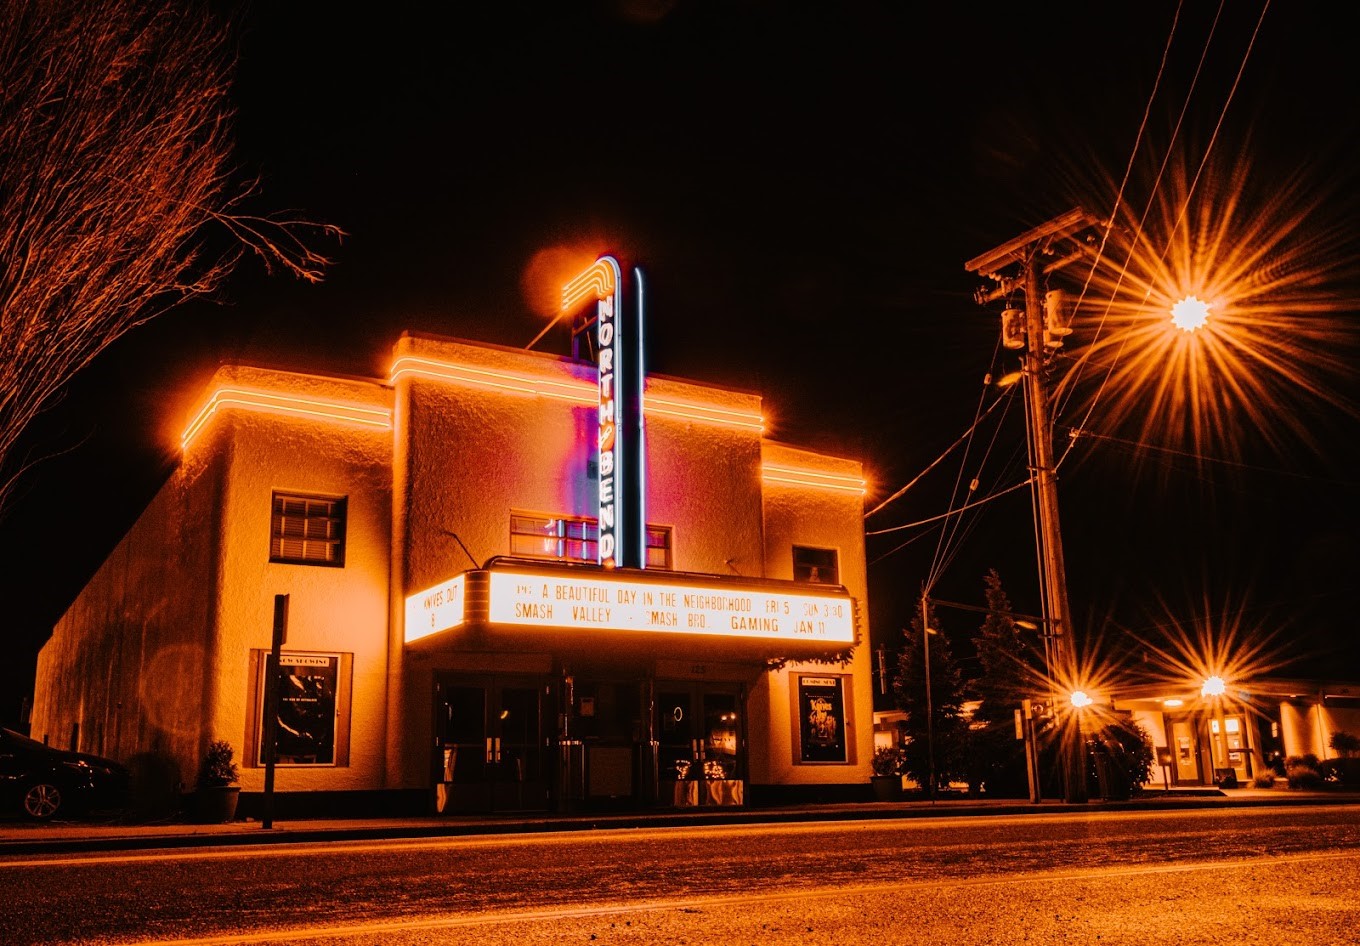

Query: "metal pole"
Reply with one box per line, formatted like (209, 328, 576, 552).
(1020, 257, 1087, 803)
(921, 595, 936, 803)
(262, 594, 288, 829)
(1021, 699, 1041, 804)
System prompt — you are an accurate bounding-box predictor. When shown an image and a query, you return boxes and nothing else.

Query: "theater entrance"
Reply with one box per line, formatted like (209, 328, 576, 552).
(434, 674, 548, 812)
(655, 683, 745, 807)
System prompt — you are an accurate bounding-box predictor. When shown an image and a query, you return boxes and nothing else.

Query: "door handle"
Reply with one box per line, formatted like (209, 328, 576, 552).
(494, 737, 502, 762)
(486, 737, 493, 763)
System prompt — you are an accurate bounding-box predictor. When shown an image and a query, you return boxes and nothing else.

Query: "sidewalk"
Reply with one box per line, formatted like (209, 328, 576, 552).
(2, 786, 1351, 856)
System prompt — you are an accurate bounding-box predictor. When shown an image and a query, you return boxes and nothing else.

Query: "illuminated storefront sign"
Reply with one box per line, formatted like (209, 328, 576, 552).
(562, 256, 645, 569)
(487, 571, 854, 643)
(404, 576, 466, 642)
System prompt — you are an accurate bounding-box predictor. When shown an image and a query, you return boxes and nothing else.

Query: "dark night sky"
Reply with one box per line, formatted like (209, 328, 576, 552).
(2, 1, 1357, 725)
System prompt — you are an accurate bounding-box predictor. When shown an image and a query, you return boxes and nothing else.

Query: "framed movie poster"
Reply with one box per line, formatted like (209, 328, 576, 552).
(258, 653, 338, 765)
(798, 675, 847, 763)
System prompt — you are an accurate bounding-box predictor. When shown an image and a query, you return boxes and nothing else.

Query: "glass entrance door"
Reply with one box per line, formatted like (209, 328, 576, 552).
(435, 676, 547, 812)
(1170, 719, 1201, 784)
(655, 684, 744, 806)
(1210, 714, 1250, 785)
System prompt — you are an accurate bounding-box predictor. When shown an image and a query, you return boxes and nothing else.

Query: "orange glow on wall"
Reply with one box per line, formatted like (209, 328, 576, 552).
(646, 396, 764, 432)
(761, 465, 866, 495)
(388, 356, 765, 432)
(561, 258, 618, 315)
(522, 245, 606, 319)
(181, 387, 393, 449)
(389, 355, 595, 404)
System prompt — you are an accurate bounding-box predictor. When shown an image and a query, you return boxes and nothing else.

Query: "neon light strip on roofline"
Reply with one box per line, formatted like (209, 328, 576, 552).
(762, 465, 866, 494)
(390, 356, 595, 403)
(389, 356, 765, 431)
(645, 396, 765, 431)
(181, 387, 393, 449)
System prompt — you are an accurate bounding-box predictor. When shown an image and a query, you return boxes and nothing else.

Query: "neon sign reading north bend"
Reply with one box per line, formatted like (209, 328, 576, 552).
(562, 255, 645, 569)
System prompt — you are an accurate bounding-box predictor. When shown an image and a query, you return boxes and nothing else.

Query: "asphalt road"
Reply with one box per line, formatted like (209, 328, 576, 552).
(5, 804, 1358, 945)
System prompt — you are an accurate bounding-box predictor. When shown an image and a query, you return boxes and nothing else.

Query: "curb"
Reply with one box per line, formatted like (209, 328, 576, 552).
(3, 791, 1353, 856)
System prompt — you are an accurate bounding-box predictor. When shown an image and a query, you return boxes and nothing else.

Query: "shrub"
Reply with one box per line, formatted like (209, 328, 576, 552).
(1319, 758, 1360, 787)
(1251, 771, 1276, 788)
(1086, 719, 1155, 798)
(1285, 761, 1324, 790)
(872, 745, 904, 777)
(197, 740, 239, 788)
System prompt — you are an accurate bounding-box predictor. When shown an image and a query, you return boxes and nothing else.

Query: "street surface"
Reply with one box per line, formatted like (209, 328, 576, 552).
(4, 804, 1358, 945)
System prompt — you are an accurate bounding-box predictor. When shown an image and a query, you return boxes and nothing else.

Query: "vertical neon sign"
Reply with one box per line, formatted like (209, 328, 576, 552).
(562, 256, 646, 569)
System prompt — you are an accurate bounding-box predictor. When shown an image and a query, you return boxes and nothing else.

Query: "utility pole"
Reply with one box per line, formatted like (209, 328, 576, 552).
(966, 208, 1100, 804)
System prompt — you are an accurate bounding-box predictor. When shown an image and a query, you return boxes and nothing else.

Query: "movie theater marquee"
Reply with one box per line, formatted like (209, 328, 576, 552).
(488, 571, 854, 643)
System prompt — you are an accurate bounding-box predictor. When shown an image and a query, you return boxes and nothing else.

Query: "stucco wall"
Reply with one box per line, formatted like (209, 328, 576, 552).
(207, 367, 393, 794)
(754, 441, 872, 787)
(32, 441, 225, 802)
(33, 364, 395, 801)
(1281, 701, 1360, 760)
(392, 336, 767, 592)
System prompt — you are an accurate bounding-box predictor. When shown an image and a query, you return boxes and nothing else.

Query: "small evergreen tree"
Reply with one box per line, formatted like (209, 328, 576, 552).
(893, 597, 968, 793)
(968, 570, 1042, 796)
(1086, 719, 1154, 798)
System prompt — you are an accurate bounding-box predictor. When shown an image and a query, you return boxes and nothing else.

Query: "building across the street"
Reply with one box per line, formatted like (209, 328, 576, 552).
(31, 261, 875, 815)
(1112, 678, 1360, 788)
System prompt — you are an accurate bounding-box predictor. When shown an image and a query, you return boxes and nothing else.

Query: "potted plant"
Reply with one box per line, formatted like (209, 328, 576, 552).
(192, 739, 241, 823)
(870, 746, 903, 801)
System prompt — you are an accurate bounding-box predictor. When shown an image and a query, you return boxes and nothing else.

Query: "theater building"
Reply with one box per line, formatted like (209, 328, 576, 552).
(32, 270, 873, 814)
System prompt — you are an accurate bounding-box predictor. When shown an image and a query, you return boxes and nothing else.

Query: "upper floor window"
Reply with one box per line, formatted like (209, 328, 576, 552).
(793, 545, 838, 584)
(271, 493, 346, 567)
(511, 513, 672, 569)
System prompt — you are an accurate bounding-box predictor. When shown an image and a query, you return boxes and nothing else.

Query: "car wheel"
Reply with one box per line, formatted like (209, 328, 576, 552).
(22, 782, 63, 820)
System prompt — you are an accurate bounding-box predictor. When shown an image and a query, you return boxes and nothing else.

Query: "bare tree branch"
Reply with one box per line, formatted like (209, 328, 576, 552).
(0, 0, 343, 514)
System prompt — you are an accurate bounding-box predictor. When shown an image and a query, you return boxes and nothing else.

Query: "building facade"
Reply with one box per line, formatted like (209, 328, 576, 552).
(32, 329, 874, 814)
(1113, 679, 1360, 788)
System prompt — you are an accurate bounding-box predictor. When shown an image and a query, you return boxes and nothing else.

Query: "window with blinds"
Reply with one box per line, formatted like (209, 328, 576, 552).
(271, 493, 347, 566)
(510, 513, 672, 568)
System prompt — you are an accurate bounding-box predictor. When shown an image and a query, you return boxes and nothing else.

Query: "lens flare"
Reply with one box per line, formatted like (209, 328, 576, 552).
(1051, 135, 1360, 468)
(1119, 583, 1299, 732)
(520, 244, 609, 321)
(1170, 295, 1210, 332)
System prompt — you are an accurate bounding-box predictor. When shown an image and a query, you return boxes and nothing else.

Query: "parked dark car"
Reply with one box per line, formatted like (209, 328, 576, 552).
(0, 728, 129, 820)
